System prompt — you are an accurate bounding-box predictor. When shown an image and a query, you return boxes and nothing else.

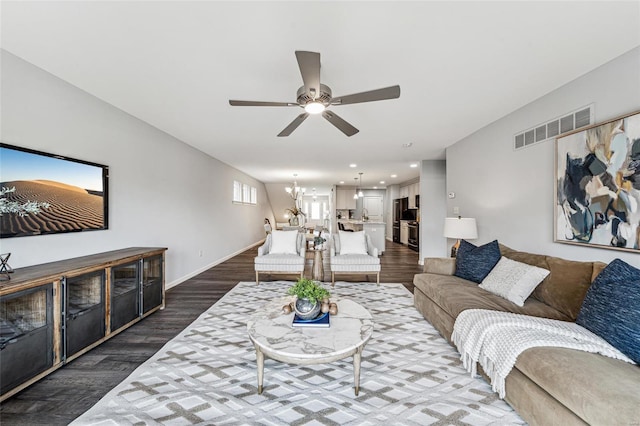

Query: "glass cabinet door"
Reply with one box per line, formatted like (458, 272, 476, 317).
(1, 285, 54, 394)
(65, 271, 105, 358)
(142, 255, 163, 314)
(110, 262, 140, 331)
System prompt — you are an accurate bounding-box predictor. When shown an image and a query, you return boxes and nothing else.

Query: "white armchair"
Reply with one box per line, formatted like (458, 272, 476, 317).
(330, 231, 380, 286)
(254, 230, 306, 284)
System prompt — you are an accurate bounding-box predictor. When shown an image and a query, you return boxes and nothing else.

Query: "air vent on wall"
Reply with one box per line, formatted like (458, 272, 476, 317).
(514, 104, 594, 150)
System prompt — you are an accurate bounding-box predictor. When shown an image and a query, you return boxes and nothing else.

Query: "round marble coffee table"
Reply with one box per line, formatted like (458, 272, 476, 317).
(247, 298, 373, 396)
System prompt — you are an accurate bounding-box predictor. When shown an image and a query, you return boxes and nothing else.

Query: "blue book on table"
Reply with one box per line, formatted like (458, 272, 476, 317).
(292, 311, 330, 328)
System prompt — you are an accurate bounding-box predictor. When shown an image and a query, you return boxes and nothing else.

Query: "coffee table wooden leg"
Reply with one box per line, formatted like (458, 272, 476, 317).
(353, 346, 363, 396)
(255, 346, 264, 394)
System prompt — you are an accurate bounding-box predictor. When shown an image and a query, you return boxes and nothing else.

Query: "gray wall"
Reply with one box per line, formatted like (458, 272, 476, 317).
(1, 50, 273, 287)
(419, 160, 447, 259)
(446, 47, 640, 268)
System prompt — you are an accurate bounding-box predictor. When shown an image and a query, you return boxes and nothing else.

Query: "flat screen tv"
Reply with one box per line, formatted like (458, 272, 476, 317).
(0, 143, 109, 238)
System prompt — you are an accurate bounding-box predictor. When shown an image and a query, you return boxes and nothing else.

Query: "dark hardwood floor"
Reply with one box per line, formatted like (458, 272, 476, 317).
(0, 241, 421, 425)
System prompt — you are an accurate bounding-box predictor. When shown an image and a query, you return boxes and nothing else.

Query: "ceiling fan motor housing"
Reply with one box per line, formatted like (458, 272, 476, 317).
(297, 84, 332, 107)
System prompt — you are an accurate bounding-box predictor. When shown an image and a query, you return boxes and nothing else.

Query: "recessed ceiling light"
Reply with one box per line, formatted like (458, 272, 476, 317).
(379, 181, 385, 184)
(373, 186, 378, 189)
(349, 163, 357, 168)
(402, 143, 413, 148)
(339, 181, 345, 184)
(410, 163, 418, 168)
(390, 174, 397, 178)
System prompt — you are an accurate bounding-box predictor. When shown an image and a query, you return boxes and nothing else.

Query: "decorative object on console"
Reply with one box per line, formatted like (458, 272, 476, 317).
(0, 143, 109, 239)
(454, 239, 500, 283)
(555, 110, 640, 252)
(0, 253, 13, 281)
(444, 216, 478, 257)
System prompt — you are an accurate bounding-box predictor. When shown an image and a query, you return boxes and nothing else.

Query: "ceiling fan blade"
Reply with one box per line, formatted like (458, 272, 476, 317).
(277, 113, 309, 137)
(295, 51, 321, 99)
(331, 85, 401, 106)
(322, 111, 359, 137)
(229, 100, 298, 107)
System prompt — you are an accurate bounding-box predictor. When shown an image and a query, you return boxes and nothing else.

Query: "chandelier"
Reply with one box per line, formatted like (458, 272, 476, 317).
(285, 174, 306, 201)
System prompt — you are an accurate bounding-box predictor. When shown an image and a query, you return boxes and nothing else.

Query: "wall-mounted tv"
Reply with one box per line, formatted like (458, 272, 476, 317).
(0, 143, 109, 238)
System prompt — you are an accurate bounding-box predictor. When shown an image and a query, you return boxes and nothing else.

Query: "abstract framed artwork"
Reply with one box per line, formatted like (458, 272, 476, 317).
(555, 110, 640, 252)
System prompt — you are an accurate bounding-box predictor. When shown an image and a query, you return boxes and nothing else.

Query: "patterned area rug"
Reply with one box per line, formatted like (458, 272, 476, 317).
(71, 282, 524, 425)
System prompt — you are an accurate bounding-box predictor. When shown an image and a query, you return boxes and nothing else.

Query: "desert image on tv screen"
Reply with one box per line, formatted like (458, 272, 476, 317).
(0, 145, 107, 238)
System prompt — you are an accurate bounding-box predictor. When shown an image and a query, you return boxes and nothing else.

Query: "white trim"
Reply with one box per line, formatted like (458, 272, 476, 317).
(166, 239, 266, 290)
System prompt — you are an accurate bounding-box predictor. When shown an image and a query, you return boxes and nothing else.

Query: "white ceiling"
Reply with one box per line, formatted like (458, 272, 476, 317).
(2, 1, 639, 191)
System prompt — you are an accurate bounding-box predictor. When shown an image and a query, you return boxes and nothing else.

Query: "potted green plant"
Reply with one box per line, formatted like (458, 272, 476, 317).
(287, 278, 330, 320)
(313, 235, 326, 250)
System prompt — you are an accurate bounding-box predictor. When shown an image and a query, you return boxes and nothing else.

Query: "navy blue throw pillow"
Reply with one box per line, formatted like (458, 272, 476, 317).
(454, 239, 501, 283)
(576, 259, 640, 364)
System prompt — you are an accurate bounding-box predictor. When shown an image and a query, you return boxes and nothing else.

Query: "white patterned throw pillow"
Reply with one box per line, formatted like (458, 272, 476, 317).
(480, 256, 550, 306)
(269, 230, 299, 254)
(338, 231, 368, 255)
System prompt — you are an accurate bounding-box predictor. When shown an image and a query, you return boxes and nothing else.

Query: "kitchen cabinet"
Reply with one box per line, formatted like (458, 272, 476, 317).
(400, 186, 409, 199)
(0, 247, 166, 402)
(400, 221, 409, 245)
(336, 188, 356, 210)
(408, 183, 419, 209)
(400, 183, 420, 209)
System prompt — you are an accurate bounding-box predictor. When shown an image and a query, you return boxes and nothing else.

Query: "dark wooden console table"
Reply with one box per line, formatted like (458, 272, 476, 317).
(0, 247, 167, 402)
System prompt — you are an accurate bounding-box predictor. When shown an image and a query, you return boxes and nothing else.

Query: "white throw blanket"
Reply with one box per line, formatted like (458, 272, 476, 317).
(451, 309, 635, 399)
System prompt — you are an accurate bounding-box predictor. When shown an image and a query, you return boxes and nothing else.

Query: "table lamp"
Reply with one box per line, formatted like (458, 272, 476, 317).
(443, 217, 478, 257)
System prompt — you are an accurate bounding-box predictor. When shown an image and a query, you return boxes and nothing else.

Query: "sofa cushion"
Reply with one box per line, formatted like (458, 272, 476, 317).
(454, 239, 501, 283)
(269, 230, 299, 254)
(338, 231, 368, 255)
(254, 253, 305, 265)
(514, 347, 640, 425)
(480, 256, 550, 307)
(576, 259, 640, 364)
(499, 243, 594, 320)
(413, 273, 571, 322)
(331, 254, 379, 266)
(541, 256, 595, 321)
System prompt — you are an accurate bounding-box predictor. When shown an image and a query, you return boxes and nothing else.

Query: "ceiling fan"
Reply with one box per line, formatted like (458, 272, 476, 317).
(229, 51, 400, 137)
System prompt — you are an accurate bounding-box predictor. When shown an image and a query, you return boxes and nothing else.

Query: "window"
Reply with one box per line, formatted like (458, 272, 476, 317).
(233, 181, 243, 203)
(304, 201, 327, 220)
(233, 180, 257, 205)
(242, 184, 250, 203)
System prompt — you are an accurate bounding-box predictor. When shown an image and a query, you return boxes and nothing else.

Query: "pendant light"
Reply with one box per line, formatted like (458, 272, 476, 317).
(353, 178, 359, 199)
(358, 172, 364, 197)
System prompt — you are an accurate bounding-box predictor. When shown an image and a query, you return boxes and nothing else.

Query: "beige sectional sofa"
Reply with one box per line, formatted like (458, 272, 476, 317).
(413, 244, 640, 425)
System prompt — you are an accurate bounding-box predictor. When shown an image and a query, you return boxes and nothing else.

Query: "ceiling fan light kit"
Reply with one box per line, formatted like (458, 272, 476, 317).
(229, 51, 400, 137)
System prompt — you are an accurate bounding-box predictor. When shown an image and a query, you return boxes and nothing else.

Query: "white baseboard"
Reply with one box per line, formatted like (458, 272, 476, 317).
(166, 239, 265, 290)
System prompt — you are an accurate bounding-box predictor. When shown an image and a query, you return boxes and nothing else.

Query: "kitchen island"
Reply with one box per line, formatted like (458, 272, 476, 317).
(337, 220, 386, 254)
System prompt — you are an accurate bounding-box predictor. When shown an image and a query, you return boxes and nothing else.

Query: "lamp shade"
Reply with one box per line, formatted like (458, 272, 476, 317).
(443, 217, 478, 239)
